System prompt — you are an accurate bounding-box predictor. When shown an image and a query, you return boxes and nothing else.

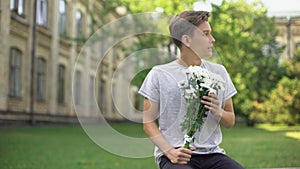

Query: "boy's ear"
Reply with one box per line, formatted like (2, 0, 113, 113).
(181, 35, 192, 47)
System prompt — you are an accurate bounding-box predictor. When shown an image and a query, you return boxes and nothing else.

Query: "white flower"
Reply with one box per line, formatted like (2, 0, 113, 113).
(186, 86, 196, 94)
(178, 66, 225, 101)
(179, 65, 226, 148)
(188, 66, 209, 79)
(203, 77, 213, 87)
(188, 66, 202, 73)
(178, 80, 188, 88)
(200, 83, 211, 90)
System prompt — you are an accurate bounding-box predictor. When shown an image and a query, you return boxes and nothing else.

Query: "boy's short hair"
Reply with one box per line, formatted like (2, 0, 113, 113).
(169, 10, 210, 49)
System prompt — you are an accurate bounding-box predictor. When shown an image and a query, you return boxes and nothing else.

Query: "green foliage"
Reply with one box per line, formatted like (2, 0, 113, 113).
(88, 0, 298, 125)
(253, 77, 300, 125)
(130, 68, 151, 88)
(253, 49, 300, 125)
(282, 48, 300, 79)
(210, 0, 284, 125)
(89, 0, 198, 91)
(119, 0, 196, 15)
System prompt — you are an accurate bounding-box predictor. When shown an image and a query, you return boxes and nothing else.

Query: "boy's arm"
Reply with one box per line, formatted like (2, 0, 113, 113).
(143, 98, 193, 164)
(219, 98, 235, 128)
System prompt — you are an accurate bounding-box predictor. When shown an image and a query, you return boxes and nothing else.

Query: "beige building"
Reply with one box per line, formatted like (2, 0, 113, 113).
(272, 12, 300, 60)
(0, 0, 140, 125)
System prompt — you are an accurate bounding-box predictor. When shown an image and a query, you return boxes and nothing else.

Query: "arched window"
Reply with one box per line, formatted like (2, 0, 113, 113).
(36, 57, 46, 101)
(59, 0, 67, 35)
(57, 64, 65, 104)
(75, 10, 83, 37)
(10, 0, 24, 15)
(36, 0, 48, 26)
(9, 47, 22, 97)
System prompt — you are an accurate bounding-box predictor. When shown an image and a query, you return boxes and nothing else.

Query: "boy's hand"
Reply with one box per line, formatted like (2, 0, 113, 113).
(164, 147, 196, 164)
(201, 93, 223, 118)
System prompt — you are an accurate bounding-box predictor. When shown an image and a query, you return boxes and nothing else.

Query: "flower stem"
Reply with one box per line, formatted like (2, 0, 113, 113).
(183, 90, 209, 148)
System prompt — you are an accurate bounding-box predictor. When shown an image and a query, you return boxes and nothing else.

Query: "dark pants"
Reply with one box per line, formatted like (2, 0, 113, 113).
(159, 153, 244, 169)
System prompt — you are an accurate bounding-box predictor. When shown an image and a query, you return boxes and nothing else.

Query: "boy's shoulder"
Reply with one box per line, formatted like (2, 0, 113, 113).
(202, 59, 224, 68)
(202, 59, 226, 73)
(152, 60, 178, 71)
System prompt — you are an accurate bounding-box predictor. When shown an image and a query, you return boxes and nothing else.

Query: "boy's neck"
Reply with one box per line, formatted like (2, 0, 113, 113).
(178, 53, 202, 67)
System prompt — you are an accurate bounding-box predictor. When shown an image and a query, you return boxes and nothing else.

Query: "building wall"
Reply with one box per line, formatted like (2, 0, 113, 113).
(275, 16, 300, 60)
(0, 0, 135, 124)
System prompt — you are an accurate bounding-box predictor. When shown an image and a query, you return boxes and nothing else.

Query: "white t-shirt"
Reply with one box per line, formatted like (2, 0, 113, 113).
(138, 59, 237, 165)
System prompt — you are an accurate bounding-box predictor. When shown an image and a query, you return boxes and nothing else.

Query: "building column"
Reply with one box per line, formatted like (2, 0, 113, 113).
(106, 43, 114, 119)
(69, 2, 77, 116)
(49, 0, 59, 114)
(0, 0, 10, 110)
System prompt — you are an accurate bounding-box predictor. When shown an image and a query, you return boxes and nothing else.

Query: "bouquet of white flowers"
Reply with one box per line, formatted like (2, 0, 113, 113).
(178, 66, 225, 148)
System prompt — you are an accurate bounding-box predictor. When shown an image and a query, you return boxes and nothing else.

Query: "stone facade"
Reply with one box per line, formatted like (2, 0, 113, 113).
(0, 0, 140, 124)
(274, 14, 300, 60)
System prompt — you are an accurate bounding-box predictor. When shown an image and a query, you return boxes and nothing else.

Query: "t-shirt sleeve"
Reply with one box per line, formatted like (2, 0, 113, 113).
(222, 65, 237, 101)
(138, 68, 160, 103)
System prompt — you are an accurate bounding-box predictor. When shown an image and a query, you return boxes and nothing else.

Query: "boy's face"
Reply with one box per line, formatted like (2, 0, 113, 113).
(189, 21, 215, 58)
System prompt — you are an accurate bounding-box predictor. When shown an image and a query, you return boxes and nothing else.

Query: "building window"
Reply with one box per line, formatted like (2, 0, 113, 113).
(9, 48, 22, 97)
(36, 58, 46, 101)
(98, 78, 106, 112)
(36, 0, 47, 26)
(89, 75, 95, 108)
(74, 70, 81, 105)
(10, 0, 24, 15)
(112, 82, 116, 113)
(57, 64, 65, 104)
(59, 0, 67, 35)
(75, 10, 83, 37)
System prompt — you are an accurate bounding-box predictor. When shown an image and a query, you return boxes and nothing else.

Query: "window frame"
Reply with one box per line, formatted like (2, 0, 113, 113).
(74, 70, 81, 105)
(10, 0, 25, 16)
(75, 9, 83, 38)
(57, 64, 65, 104)
(59, 0, 67, 35)
(8, 47, 22, 98)
(89, 75, 95, 108)
(36, 0, 48, 27)
(36, 57, 47, 101)
(98, 78, 106, 112)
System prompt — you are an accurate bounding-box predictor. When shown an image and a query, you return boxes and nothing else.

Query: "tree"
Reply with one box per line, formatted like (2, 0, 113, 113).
(253, 49, 300, 125)
(86, 0, 198, 110)
(253, 77, 300, 125)
(87, 0, 287, 125)
(210, 0, 284, 125)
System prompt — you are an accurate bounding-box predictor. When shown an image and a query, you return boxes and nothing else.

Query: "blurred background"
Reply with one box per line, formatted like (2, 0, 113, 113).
(1, 0, 299, 126)
(0, 0, 300, 168)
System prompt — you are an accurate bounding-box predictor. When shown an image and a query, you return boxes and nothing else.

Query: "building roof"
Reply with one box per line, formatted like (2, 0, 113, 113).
(268, 11, 300, 18)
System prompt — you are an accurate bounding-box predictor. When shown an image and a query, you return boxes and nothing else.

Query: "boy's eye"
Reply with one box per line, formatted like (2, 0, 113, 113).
(205, 32, 210, 35)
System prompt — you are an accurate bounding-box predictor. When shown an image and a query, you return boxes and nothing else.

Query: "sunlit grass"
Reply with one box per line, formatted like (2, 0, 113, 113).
(256, 123, 300, 131)
(285, 132, 300, 140)
(256, 123, 300, 140)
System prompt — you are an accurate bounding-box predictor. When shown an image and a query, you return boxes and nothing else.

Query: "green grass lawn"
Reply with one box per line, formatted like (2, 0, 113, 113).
(0, 123, 299, 169)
